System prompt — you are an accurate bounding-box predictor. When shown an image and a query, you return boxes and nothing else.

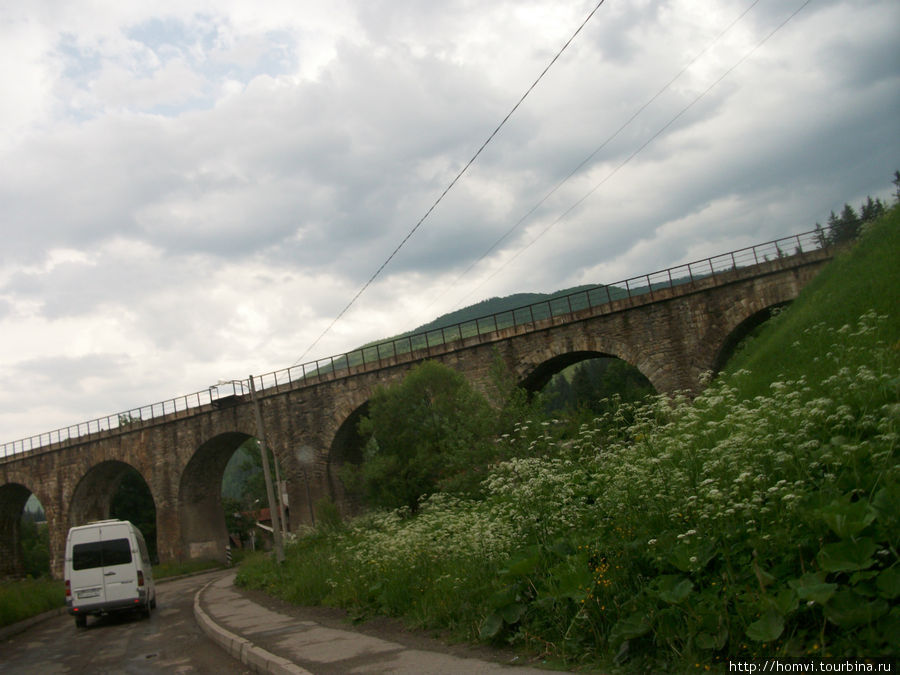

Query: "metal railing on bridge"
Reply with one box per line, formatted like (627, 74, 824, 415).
(1, 229, 828, 459)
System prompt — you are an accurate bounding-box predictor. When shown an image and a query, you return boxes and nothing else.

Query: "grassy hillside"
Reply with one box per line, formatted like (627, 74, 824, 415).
(238, 208, 898, 671)
(725, 207, 900, 399)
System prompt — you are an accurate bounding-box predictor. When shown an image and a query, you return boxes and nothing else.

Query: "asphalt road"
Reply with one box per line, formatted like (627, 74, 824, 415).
(0, 570, 248, 674)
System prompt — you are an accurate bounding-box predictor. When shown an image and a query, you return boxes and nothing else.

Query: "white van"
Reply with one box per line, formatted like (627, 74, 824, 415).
(64, 519, 156, 628)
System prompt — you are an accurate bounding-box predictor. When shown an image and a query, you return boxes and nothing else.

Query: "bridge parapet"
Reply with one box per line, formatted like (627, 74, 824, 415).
(1, 230, 829, 461)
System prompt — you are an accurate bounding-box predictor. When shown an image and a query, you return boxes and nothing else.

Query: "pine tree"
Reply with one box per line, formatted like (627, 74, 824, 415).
(860, 196, 885, 223)
(828, 204, 860, 244)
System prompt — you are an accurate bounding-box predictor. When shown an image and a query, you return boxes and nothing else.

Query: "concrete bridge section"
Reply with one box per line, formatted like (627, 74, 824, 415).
(0, 238, 833, 578)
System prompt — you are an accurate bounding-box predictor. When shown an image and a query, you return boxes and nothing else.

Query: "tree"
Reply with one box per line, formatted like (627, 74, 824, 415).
(19, 519, 50, 577)
(860, 195, 885, 223)
(544, 358, 655, 416)
(352, 361, 495, 511)
(110, 469, 157, 561)
(222, 496, 253, 547)
(893, 170, 900, 203)
(222, 438, 269, 508)
(827, 203, 860, 245)
(813, 222, 827, 248)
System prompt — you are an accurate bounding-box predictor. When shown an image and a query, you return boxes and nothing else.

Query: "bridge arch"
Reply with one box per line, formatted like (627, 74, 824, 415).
(178, 431, 254, 562)
(69, 460, 151, 528)
(711, 303, 790, 374)
(514, 333, 660, 395)
(0, 483, 34, 577)
(518, 349, 655, 395)
(700, 271, 807, 378)
(327, 401, 370, 518)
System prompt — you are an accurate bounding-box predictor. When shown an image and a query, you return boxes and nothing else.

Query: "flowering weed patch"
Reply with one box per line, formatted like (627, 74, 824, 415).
(238, 309, 897, 669)
(237, 212, 899, 669)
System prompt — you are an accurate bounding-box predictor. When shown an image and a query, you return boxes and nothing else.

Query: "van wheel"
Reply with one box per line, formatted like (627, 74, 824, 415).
(75, 615, 87, 628)
(150, 595, 156, 610)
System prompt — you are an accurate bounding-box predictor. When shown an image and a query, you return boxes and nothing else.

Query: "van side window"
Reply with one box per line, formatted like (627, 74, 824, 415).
(137, 537, 151, 566)
(73, 538, 133, 570)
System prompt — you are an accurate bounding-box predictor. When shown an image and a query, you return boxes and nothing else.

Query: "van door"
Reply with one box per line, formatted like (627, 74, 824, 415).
(70, 528, 105, 607)
(98, 534, 138, 605)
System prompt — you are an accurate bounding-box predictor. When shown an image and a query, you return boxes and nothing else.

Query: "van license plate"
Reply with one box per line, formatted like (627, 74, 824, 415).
(77, 589, 100, 599)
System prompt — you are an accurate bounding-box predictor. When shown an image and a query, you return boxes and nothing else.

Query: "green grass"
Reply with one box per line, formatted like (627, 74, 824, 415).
(152, 557, 224, 580)
(237, 207, 899, 670)
(0, 558, 227, 629)
(0, 578, 64, 628)
(725, 209, 900, 398)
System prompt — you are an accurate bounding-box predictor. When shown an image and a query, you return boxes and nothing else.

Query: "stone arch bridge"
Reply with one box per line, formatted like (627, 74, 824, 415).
(0, 233, 832, 577)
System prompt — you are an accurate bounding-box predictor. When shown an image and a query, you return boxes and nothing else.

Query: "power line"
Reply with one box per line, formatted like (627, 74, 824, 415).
(292, 0, 607, 367)
(421, 0, 763, 317)
(450, 0, 813, 310)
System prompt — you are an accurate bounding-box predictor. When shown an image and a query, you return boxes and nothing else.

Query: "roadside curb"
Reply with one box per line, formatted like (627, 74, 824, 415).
(193, 577, 311, 675)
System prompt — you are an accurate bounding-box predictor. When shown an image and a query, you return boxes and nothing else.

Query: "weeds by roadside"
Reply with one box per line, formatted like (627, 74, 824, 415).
(0, 578, 64, 628)
(237, 210, 899, 670)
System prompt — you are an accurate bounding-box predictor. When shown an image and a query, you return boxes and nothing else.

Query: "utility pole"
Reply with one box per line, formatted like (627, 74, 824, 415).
(248, 375, 285, 564)
(272, 447, 289, 540)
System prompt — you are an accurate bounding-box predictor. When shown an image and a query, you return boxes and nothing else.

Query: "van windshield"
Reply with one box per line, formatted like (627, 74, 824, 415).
(73, 538, 132, 570)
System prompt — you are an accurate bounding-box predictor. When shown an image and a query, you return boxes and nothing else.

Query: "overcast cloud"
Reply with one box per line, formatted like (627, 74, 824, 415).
(1, 0, 898, 444)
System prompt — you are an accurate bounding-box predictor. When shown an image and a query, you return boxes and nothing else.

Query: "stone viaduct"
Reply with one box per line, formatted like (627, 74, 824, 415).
(0, 236, 832, 578)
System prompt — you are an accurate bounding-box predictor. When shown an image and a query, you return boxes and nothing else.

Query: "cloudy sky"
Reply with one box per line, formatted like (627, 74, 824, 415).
(1, 0, 898, 445)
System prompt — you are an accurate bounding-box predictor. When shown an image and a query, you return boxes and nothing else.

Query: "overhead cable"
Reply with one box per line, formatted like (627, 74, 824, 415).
(450, 0, 813, 310)
(422, 0, 763, 316)
(292, 0, 607, 366)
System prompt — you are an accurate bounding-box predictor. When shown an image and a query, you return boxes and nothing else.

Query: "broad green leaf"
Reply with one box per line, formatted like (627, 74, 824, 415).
(872, 485, 900, 522)
(500, 602, 526, 624)
(610, 611, 651, 644)
(877, 567, 900, 600)
(773, 589, 798, 615)
(789, 574, 837, 604)
(695, 632, 717, 650)
(668, 542, 715, 573)
(653, 575, 694, 604)
(549, 556, 593, 602)
(824, 589, 888, 626)
(746, 610, 784, 642)
(695, 627, 728, 650)
(817, 538, 876, 572)
(818, 498, 876, 538)
(503, 548, 542, 577)
(479, 612, 504, 640)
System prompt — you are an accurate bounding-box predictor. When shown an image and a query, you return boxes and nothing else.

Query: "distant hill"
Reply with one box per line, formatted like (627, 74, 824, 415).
(404, 284, 603, 336)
